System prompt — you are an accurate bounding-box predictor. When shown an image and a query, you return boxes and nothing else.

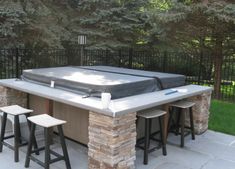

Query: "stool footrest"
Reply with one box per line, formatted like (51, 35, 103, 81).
(137, 145, 161, 152)
(50, 156, 65, 164)
(29, 150, 65, 167)
(29, 156, 45, 168)
(50, 149, 63, 158)
(2, 140, 28, 150)
(137, 130, 161, 145)
(4, 135, 14, 140)
(31, 146, 45, 154)
(2, 141, 14, 150)
(169, 129, 191, 137)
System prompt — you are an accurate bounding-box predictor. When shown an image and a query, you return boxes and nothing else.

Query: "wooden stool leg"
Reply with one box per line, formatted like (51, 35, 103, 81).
(159, 116, 167, 156)
(25, 123, 36, 168)
(44, 128, 50, 169)
(144, 118, 150, 165)
(25, 114, 39, 155)
(58, 125, 71, 169)
(0, 113, 7, 152)
(189, 107, 195, 140)
(180, 109, 185, 147)
(14, 115, 20, 162)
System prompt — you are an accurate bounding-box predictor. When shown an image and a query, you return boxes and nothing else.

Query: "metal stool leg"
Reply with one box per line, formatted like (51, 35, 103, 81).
(159, 116, 167, 156)
(176, 108, 181, 136)
(167, 107, 173, 134)
(14, 115, 20, 162)
(189, 107, 195, 140)
(0, 112, 7, 152)
(44, 128, 50, 169)
(180, 109, 185, 147)
(144, 118, 150, 165)
(17, 121, 22, 145)
(148, 119, 152, 148)
(58, 125, 71, 169)
(25, 123, 36, 168)
(25, 114, 39, 155)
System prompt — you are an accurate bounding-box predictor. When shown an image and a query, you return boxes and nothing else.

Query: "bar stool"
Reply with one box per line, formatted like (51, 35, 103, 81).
(25, 114, 71, 169)
(137, 109, 167, 165)
(168, 100, 195, 147)
(0, 105, 38, 162)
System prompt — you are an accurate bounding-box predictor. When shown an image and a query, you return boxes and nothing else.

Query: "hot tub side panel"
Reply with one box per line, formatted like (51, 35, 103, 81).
(29, 94, 89, 145)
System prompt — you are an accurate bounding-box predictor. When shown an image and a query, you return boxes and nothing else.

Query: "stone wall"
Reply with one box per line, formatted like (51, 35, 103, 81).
(0, 86, 27, 107)
(88, 111, 136, 169)
(0, 86, 28, 133)
(186, 92, 212, 134)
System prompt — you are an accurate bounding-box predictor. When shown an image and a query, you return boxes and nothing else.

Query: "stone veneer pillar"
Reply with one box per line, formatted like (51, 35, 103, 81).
(0, 86, 27, 107)
(88, 111, 136, 169)
(186, 92, 212, 134)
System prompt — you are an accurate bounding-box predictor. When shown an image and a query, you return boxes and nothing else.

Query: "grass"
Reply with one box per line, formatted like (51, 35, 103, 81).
(209, 100, 235, 135)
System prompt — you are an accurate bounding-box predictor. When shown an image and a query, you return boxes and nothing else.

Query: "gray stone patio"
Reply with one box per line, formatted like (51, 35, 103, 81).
(1, 130, 235, 169)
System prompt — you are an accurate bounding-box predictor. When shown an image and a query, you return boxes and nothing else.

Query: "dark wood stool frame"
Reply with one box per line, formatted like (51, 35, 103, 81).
(0, 112, 38, 162)
(168, 106, 195, 147)
(25, 123, 71, 169)
(137, 115, 167, 165)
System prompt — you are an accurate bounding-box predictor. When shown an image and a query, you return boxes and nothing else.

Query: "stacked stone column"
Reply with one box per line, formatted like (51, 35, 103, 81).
(0, 86, 27, 107)
(186, 92, 212, 134)
(88, 111, 137, 169)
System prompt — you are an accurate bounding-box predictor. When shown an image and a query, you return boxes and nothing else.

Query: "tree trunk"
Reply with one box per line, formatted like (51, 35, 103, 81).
(213, 35, 223, 99)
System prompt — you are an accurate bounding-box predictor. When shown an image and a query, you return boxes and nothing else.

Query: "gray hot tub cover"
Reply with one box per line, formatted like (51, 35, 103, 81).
(21, 66, 185, 99)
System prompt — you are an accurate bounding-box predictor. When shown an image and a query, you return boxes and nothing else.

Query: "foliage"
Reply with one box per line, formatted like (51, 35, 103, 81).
(77, 0, 150, 49)
(0, 0, 77, 48)
(148, 0, 235, 99)
(148, 0, 235, 51)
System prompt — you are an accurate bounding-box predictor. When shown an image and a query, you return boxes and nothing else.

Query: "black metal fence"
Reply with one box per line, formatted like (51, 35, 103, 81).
(0, 48, 235, 102)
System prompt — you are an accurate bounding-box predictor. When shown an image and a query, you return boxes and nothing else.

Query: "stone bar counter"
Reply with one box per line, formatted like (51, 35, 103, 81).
(0, 79, 212, 169)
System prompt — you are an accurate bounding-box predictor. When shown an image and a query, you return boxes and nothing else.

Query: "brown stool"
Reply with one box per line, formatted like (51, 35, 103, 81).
(168, 100, 195, 147)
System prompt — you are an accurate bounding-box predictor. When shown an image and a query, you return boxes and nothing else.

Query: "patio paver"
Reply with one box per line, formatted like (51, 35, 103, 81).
(0, 130, 235, 169)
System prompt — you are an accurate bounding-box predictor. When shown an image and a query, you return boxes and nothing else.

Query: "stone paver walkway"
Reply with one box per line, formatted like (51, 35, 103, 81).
(0, 130, 235, 169)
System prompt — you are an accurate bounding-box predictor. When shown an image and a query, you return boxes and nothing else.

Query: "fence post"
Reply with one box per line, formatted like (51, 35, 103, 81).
(163, 51, 167, 72)
(118, 49, 122, 67)
(15, 48, 19, 78)
(128, 48, 133, 68)
(197, 51, 203, 85)
(105, 49, 109, 65)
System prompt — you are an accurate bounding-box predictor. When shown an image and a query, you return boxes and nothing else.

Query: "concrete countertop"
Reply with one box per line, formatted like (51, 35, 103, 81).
(0, 79, 213, 117)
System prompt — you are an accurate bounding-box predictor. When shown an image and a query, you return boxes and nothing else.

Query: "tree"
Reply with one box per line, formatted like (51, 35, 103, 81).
(0, 0, 77, 48)
(76, 0, 150, 49)
(0, 1, 26, 48)
(149, 0, 235, 99)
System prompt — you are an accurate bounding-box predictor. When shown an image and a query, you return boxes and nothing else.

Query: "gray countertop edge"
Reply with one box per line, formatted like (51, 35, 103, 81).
(0, 79, 213, 117)
(114, 88, 213, 117)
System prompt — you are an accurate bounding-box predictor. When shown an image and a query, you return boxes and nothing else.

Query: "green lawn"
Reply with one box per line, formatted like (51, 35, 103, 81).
(209, 100, 235, 135)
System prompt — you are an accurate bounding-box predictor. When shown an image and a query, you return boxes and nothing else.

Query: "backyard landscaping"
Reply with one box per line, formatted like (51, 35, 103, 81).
(0, 1, 234, 169)
(209, 100, 235, 136)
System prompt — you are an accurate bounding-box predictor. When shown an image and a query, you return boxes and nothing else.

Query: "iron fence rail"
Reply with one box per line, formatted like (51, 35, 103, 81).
(0, 48, 234, 102)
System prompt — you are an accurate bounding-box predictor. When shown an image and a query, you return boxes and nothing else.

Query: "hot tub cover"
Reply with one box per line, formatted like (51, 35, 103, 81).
(21, 66, 185, 99)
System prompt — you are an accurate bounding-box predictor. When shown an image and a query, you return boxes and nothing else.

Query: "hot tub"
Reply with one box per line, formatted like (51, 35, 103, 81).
(21, 66, 186, 99)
